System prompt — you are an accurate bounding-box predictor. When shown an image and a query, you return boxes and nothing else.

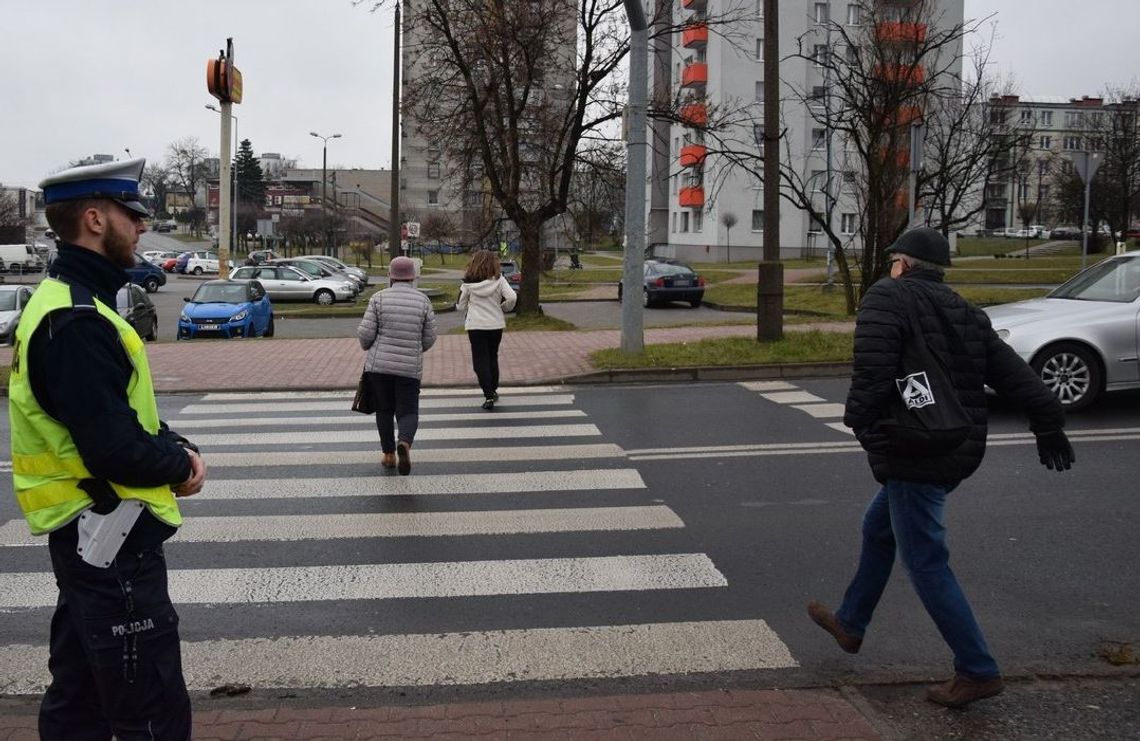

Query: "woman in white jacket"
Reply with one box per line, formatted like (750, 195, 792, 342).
(456, 250, 517, 409)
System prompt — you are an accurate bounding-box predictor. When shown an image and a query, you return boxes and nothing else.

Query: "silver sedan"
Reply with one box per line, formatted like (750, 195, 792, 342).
(230, 264, 356, 305)
(984, 253, 1140, 411)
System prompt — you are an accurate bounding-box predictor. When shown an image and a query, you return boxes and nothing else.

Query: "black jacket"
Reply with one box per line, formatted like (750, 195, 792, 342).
(844, 269, 1064, 485)
(29, 244, 192, 547)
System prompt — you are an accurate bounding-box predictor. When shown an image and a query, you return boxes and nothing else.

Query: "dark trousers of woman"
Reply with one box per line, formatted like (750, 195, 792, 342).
(366, 372, 421, 452)
(467, 329, 504, 399)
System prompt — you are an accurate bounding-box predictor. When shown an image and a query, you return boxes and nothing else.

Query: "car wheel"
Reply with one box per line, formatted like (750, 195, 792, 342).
(264, 314, 275, 338)
(690, 298, 702, 308)
(145, 319, 157, 342)
(314, 289, 335, 306)
(1031, 342, 1103, 412)
(642, 288, 651, 308)
(192, 266, 204, 275)
(143, 277, 160, 293)
(10, 263, 22, 275)
(617, 284, 623, 302)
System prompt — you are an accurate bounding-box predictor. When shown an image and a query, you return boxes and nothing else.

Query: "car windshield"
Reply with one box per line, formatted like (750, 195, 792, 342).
(192, 284, 248, 303)
(500, 262, 517, 275)
(288, 261, 325, 277)
(0, 292, 17, 311)
(649, 263, 695, 277)
(1048, 255, 1140, 303)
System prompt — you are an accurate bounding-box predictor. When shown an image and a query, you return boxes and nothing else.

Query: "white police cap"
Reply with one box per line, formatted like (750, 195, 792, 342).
(39, 157, 151, 218)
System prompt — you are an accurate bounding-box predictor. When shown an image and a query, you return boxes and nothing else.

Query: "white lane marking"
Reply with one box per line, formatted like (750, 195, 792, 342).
(196, 443, 627, 467)
(792, 403, 847, 419)
(199, 386, 567, 402)
(760, 391, 826, 405)
(0, 506, 684, 547)
(178, 394, 577, 414)
(191, 424, 601, 447)
(172, 409, 586, 429)
(738, 381, 798, 392)
(194, 469, 646, 500)
(627, 440, 860, 456)
(826, 422, 856, 435)
(0, 554, 726, 609)
(0, 619, 797, 693)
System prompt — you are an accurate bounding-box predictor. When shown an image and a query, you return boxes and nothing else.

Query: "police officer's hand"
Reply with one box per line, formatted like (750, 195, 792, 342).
(1035, 429, 1075, 472)
(174, 449, 207, 497)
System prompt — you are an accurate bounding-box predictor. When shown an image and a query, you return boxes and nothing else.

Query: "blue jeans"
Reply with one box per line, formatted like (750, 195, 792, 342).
(835, 480, 1000, 679)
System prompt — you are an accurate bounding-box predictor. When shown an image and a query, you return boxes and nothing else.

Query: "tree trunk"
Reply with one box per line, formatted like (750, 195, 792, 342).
(515, 218, 543, 315)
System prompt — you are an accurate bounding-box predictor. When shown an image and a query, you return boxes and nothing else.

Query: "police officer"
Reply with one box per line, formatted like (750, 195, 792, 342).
(10, 158, 206, 739)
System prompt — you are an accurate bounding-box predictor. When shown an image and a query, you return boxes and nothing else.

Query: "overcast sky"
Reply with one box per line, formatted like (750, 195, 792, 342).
(2, 0, 1139, 189)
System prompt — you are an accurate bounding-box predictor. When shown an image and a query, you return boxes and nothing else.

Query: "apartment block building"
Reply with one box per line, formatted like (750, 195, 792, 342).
(647, 0, 964, 262)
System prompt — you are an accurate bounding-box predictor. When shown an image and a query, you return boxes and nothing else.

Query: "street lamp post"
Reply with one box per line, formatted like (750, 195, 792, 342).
(310, 131, 342, 255)
(207, 104, 240, 254)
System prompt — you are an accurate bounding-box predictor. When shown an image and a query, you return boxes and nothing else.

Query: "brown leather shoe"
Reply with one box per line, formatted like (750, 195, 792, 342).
(396, 442, 412, 476)
(381, 452, 396, 469)
(926, 674, 1004, 708)
(807, 601, 863, 654)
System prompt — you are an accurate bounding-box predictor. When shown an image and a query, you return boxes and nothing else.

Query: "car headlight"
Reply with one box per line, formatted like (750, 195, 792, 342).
(996, 329, 1010, 341)
(179, 312, 190, 323)
(230, 309, 249, 322)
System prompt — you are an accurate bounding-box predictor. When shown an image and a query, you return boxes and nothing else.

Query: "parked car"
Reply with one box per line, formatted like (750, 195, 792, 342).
(269, 258, 361, 296)
(299, 254, 369, 286)
(115, 283, 158, 341)
(1050, 225, 1083, 241)
(984, 252, 1140, 411)
(162, 253, 187, 273)
(0, 244, 45, 274)
(179, 251, 234, 275)
(244, 249, 282, 266)
(617, 260, 706, 308)
(142, 249, 181, 264)
(153, 220, 178, 233)
(126, 252, 167, 293)
(230, 264, 355, 304)
(0, 285, 34, 345)
(177, 280, 273, 340)
(500, 260, 522, 288)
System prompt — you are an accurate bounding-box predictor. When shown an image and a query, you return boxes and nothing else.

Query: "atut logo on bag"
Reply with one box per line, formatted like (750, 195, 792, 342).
(896, 371, 936, 410)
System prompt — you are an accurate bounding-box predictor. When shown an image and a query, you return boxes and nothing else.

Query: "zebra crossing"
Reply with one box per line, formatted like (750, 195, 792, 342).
(0, 386, 797, 694)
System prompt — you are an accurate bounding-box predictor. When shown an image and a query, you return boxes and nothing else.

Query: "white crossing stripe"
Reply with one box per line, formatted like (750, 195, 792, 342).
(0, 554, 726, 609)
(0, 619, 797, 693)
(200, 386, 567, 402)
(0, 506, 684, 547)
(172, 409, 586, 429)
(793, 403, 847, 419)
(195, 469, 646, 500)
(190, 424, 602, 447)
(738, 381, 798, 392)
(178, 394, 577, 415)
(826, 422, 856, 435)
(760, 390, 826, 404)
(197, 443, 627, 467)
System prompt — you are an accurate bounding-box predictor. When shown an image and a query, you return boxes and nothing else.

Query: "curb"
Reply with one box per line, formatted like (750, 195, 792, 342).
(567, 361, 852, 385)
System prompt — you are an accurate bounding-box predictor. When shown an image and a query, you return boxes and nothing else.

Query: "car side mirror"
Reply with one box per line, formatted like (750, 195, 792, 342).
(183, 297, 190, 302)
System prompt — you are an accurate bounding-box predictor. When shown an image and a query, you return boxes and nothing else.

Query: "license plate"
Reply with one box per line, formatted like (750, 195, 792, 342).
(196, 325, 220, 331)
(672, 279, 691, 287)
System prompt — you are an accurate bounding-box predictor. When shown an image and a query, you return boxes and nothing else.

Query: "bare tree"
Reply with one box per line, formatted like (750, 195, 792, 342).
(0, 191, 27, 243)
(421, 211, 456, 264)
(1082, 89, 1140, 243)
(720, 211, 737, 262)
(141, 163, 174, 219)
(165, 137, 210, 236)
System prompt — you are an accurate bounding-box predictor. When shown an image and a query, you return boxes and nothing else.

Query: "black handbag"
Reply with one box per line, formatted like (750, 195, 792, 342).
(878, 289, 972, 456)
(351, 372, 376, 414)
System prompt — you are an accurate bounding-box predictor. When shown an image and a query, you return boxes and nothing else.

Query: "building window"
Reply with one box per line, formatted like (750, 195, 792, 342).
(1060, 159, 1072, 174)
(846, 3, 862, 25)
(1038, 160, 1050, 176)
(693, 210, 703, 232)
(810, 170, 826, 191)
(755, 38, 763, 62)
(751, 209, 764, 231)
(756, 0, 762, 18)
(426, 147, 441, 161)
(427, 190, 439, 205)
(753, 123, 764, 146)
(753, 173, 764, 190)
(1020, 109, 1033, 124)
(681, 211, 690, 232)
(810, 86, 827, 105)
(672, 174, 678, 194)
(843, 170, 856, 186)
(813, 45, 828, 67)
(1063, 136, 1082, 151)
(1065, 111, 1082, 128)
(1040, 110, 1053, 126)
(841, 213, 857, 235)
(755, 80, 764, 102)
(814, 3, 829, 24)
(427, 163, 441, 179)
(400, 177, 407, 190)
(1039, 135, 1052, 149)
(811, 128, 826, 149)
(1038, 184, 1051, 201)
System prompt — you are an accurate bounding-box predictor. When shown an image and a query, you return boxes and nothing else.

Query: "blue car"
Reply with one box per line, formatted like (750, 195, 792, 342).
(177, 280, 274, 340)
(127, 252, 167, 293)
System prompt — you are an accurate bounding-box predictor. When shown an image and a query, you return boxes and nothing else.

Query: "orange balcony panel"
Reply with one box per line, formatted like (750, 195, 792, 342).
(679, 186, 705, 208)
(681, 62, 708, 89)
(873, 63, 925, 85)
(679, 144, 707, 168)
(878, 147, 910, 169)
(680, 102, 708, 127)
(890, 105, 923, 126)
(875, 21, 928, 45)
(681, 0, 707, 11)
(682, 23, 709, 48)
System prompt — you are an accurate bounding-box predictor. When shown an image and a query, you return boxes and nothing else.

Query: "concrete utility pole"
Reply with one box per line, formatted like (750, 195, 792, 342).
(389, 1, 402, 260)
(620, 0, 647, 353)
(218, 104, 233, 279)
(758, 0, 783, 341)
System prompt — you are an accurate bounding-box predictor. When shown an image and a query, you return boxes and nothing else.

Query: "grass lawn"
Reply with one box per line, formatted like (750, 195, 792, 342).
(591, 331, 854, 369)
(955, 237, 1052, 257)
(706, 283, 1049, 315)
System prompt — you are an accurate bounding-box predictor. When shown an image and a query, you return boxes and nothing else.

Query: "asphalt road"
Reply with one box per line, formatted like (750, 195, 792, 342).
(0, 378, 1136, 715)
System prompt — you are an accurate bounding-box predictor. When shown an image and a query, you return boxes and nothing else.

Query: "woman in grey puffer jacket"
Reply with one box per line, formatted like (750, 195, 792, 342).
(357, 257, 437, 475)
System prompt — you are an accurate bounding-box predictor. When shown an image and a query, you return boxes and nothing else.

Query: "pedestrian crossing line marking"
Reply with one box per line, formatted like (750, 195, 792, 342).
(791, 403, 847, 419)
(0, 619, 798, 693)
(759, 391, 827, 405)
(0, 554, 727, 610)
(178, 394, 577, 415)
(738, 381, 798, 392)
(826, 422, 856, 435)
(628, 440, 861, 456)
(0, 506, 685, 547)
(195, 468, 647, 500)
(196, 443, 628, 468)
(199, 386, 568, 402)
(171, 409, 587, 429)
(190, 424, 602, 447)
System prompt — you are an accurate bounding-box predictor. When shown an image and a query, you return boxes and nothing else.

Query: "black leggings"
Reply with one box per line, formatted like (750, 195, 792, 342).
(366, 372, 421, 452)
(467, 329, 503, 398)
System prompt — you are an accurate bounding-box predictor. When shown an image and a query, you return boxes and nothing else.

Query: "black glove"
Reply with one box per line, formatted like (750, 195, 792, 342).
(1035, 430, 1074, 472)
(159, 421, 200, 454)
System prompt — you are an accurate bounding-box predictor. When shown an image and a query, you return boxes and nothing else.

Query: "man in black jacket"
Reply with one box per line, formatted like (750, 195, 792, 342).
(807, 227, 1075, 709)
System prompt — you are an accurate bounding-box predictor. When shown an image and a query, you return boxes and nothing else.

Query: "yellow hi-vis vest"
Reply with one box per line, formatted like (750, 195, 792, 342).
(8, 278, 182, 535)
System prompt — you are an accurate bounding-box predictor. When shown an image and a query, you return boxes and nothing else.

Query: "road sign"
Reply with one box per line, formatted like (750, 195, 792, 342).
(1072, 151, 1103, 185)
(405, 221, 421, 238)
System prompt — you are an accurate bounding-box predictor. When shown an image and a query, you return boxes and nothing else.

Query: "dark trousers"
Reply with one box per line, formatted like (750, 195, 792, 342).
(40, 521, 191, 741)
(366, 372, 421, 451)
(467, 329, 503, 398)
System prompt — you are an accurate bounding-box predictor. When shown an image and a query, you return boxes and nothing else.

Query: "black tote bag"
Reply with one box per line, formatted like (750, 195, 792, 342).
(878, 290, 971, 456)
(351, 372, 376, 415)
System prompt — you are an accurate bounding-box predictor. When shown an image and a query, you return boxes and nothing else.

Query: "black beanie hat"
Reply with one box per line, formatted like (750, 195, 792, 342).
(884, 227, 952, 267)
